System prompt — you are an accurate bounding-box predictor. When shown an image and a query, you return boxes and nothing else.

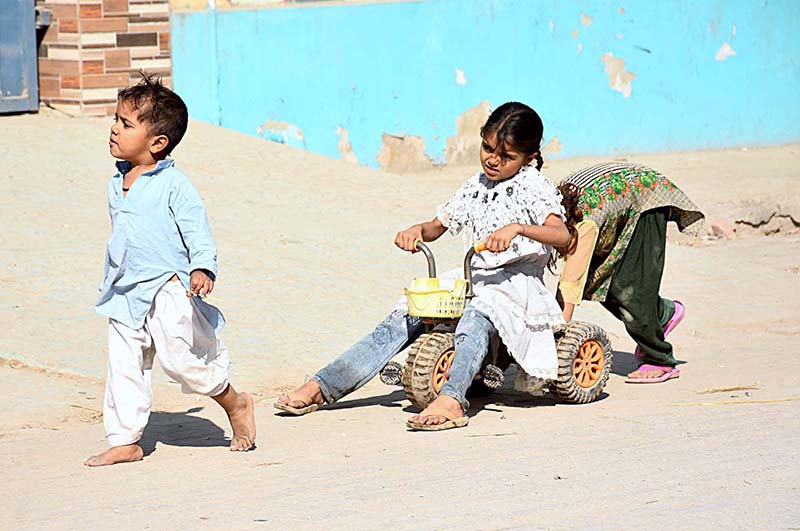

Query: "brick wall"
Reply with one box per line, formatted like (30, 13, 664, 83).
(37, 0, 171, 116)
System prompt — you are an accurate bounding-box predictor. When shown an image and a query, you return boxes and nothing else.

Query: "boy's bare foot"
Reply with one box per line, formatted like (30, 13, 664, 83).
(84, 443, 144, 467)
(213, 385, 257, 451)
(275, 380, 325, 411)
(229, 391, 257, 451)
(408, 395, 464, 427)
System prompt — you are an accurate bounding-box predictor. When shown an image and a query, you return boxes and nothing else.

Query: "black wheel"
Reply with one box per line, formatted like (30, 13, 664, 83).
(379, 361, 403, 385)
(467, 364, 505, 397)
(401, 332, 454, 410)
(469, 335, 512, 396)
(551, 321, 613, 403)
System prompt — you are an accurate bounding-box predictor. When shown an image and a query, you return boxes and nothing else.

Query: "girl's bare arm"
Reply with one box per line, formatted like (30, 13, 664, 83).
(516, 214, 571, 247)
(484, 213, 571, 252)
(395, 217, 448, 252)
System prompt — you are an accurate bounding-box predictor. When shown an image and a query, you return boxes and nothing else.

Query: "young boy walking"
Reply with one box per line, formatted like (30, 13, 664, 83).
(85, 75, 256, 467)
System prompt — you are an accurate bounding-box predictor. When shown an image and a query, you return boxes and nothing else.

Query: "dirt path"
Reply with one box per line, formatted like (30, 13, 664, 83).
(1, 112, 798, 529)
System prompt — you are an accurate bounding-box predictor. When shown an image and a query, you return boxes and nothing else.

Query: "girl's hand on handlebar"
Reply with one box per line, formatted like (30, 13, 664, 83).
(395, 226, 424, 252)
(484, 223, 523, 252)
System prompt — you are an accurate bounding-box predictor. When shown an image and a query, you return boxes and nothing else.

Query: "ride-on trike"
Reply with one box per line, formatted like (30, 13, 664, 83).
(380, 242, 612, 409)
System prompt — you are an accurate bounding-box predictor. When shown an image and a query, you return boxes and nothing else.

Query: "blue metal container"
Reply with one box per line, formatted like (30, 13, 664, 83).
(0, 0, 45, 113)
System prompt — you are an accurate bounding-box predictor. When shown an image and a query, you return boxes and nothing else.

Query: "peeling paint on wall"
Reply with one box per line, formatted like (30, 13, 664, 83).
(175, 1, 800, 165)
(445, 101, 491, 166)
(455, 68, 467, 85)
(602, 52, 636, 98)
(716, 42, 736, 61)
(377, 133, 434, 173)
(709, 19, 719, 38)
(336, 126, 358, 165)
(542, 136, 563, 157)
(256, 120, 306, 149)
(581, 13, 593, 28)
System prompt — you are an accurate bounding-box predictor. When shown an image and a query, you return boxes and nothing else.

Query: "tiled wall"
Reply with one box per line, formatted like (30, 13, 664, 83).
(37, 0, 171, 116)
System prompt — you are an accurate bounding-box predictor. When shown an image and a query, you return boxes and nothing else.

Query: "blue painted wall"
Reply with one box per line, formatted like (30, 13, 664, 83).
(172, 0, 800, 166)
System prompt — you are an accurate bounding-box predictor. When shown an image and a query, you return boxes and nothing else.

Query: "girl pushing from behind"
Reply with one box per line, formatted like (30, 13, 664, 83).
(275, 102, 570, 430)
(557, 163, 704, 384)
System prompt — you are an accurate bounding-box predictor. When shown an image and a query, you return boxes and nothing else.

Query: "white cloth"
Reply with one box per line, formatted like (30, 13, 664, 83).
(410, 166, 567, 379)
(103, 280, 230, 447)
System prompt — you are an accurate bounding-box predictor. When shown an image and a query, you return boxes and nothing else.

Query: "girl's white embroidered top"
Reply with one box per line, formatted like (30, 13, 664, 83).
(435, 165, 566, 379)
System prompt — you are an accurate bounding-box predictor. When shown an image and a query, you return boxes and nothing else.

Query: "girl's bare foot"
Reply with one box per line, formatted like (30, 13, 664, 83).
(625, 364, 680, 384)
(627, 367, 670, 379)
(276, 380, 324, 410)
(408, 395, 464, 427)
(84, 443, 144, 467)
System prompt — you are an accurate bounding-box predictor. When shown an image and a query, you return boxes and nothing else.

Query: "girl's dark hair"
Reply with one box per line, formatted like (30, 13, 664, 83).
(543, 183, 583, 272)
(481, 102, 545, 170)
(117, 72, 188, 156)
(557, 182, 584, 257)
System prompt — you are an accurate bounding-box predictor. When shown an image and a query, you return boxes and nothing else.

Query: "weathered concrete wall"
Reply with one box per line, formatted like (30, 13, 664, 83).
(172, 0, 800, 170)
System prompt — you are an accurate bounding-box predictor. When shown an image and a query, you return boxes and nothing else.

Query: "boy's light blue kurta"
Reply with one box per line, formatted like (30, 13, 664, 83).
(95, 159, 225, 332)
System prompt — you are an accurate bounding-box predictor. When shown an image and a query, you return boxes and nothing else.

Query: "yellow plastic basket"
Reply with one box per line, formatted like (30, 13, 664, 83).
(405, 278, 468, 318)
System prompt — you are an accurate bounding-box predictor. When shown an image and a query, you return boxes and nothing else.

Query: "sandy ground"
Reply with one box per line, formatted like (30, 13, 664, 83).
(1, 111, 799, 530)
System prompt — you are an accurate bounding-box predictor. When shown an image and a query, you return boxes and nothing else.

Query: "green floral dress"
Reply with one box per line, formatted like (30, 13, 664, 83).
(563, 162, 705, 302)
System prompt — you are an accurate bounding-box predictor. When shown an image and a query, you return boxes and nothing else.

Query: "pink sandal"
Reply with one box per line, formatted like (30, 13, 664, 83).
(634, 300, 686, 361)
(625, 364, 680, 384)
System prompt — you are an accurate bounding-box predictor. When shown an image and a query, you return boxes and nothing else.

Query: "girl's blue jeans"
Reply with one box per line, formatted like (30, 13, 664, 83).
(312, 304, 496, 412)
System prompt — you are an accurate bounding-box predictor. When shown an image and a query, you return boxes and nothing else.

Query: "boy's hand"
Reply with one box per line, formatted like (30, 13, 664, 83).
(188, 269, 214, 298)
(394, 226, 424, 253)
(485, 223, 523, 252)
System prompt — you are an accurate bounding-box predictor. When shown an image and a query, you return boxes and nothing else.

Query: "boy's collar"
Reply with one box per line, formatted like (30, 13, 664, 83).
(115, 158, 175, 176)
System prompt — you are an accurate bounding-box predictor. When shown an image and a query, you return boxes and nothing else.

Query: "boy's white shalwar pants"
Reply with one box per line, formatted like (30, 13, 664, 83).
(104, 280, 230, 447)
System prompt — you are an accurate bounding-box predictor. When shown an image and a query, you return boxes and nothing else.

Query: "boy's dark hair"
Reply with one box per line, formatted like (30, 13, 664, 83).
(118, 73, 188, 156)
(481, 102, 545, 170)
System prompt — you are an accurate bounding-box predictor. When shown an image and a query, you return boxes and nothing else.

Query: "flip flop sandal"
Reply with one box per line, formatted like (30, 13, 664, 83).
(273, 394, 320, 416)
(635, 300, 687, 361)
(663, 300, 686, 336)
(625, 364, 680, 384)
(406, 407, 469, 431)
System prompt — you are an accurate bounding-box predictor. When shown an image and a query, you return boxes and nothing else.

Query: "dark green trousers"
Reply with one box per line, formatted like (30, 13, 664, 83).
(600, 208, 677, 367)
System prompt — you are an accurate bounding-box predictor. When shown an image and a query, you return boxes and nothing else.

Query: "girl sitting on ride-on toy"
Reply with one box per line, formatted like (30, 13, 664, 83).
(275, 102, 570, 430)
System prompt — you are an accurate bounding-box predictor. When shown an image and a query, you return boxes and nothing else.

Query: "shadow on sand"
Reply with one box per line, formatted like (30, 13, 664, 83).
(611, 349, 687, 377)
(273, 366, 611, 421)
(139, 407, 229, 456)
(272, 389, 409, 417)
(269, 349, 689, 421)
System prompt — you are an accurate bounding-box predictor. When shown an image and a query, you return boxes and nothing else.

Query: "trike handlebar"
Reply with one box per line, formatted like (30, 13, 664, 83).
(413, 241, 486, 299)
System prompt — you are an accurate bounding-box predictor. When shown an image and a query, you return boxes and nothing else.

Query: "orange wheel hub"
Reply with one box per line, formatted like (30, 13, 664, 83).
(432, 348, 455, 392)
(573, 340, 604, 388)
